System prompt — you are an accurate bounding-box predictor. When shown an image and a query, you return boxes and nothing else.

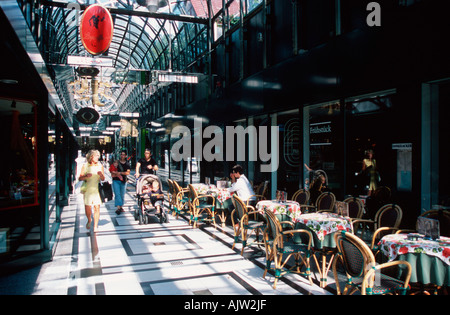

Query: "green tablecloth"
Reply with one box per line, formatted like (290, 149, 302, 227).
(378, 234, 450, 286)
(293, 221, 337, 249)
(397, 253, 450, 286)
(216, 198, 233, 210)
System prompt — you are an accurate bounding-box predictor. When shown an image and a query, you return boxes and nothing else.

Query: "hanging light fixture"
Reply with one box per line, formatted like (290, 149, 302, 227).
(158, 0, 168, 8)
(91, 78, 105, 107)
(136, 0, 168, 13)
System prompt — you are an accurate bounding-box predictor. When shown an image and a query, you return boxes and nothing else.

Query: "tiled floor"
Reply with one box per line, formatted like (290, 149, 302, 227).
(1, 179, 335, 295)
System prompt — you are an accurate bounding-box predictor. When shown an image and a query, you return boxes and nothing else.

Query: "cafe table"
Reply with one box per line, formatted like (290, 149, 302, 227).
(207, 187, 233, 227)
(255, 200, 302, 222)
(190, 183, 212, 195)
(378, 234, 450, 288)
(294, 212, 354, 287)
(191, 183, 233, 227)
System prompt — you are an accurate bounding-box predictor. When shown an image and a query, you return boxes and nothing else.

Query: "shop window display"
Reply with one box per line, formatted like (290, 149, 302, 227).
(345, 92, 396, 198)
(0, 98, 39, 259)
(303, 101, 343, 199)
(0, 99, 38, 210)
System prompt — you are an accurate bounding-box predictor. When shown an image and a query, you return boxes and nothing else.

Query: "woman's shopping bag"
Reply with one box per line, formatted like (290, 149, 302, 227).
(98, 181, 113, 202)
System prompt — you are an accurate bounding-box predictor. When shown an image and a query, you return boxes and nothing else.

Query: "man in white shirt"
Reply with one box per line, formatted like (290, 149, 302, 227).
(228, 165, 256, 206)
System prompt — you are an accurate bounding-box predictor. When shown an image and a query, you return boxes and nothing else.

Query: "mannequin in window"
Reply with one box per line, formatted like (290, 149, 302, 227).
(361, 149, 380, 196)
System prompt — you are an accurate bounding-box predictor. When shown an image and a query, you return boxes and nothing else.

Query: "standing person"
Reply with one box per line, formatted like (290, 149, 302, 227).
(79, 149, 105, 232)
(309, 174, 328, 205)
(360, 149, 379, 196)
(109, 160, 123, 181)
(135, 148, 159, 179)
(113, 150, 131, 215)
(228, 164, 256, 206)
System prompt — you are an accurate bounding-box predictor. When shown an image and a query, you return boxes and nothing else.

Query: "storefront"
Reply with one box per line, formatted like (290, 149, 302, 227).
(0, 97, 78, 272)
(421, 79, 450, 211)
(148, 77, 448, 232)
(297, 86, 431, 227)
(303, 101, 344, 197)
(0, 6, 78, 272)
(0, 99, 40, 262)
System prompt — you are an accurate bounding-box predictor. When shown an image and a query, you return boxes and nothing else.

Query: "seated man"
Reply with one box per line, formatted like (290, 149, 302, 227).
(228, 164, 256, 207)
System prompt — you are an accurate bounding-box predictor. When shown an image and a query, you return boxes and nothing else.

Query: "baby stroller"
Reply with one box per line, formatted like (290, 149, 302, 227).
(135, 174, 169, 224)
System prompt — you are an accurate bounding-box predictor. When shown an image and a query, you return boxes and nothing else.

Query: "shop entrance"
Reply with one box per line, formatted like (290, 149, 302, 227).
(345, 91, 417, 224)
(346, 111, 396, 198)
(345, 91, 405, 203)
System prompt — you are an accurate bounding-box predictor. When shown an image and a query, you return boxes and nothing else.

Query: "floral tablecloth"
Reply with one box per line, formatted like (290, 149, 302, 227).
(207, 188, 232, 204)
(378, 234, 450, 266)
(294, 213, 353, 242)
(191, 184, 232, 204)
(191, 183, 214, 195)
(256, 200, 302, 221)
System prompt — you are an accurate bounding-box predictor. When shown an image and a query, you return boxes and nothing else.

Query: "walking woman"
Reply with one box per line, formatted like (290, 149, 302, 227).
(79, 149, 105, 232)
(112, 150, 131, 215)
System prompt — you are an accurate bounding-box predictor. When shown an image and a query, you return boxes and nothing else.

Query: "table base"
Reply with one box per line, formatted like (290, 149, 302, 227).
(312, 248, 337, 288)
(216, 208, 228, 227)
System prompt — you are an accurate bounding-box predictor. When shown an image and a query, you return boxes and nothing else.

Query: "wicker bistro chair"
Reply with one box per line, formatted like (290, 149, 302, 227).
(188, 184, 216, 228)
(342, 196, 365, 219)
(333, 231, 412, 295)
(291, 189, 310, 206)
(420, 209, 450, 237)
(352, 204, 403, 250)
(301, 191, 336, 214)
(231, 195, 265, 255)
(166, 179, 174, 213)
(262, 209, 313, 289)
(171, 180, 189, 219)
(248, 180, 269, 206)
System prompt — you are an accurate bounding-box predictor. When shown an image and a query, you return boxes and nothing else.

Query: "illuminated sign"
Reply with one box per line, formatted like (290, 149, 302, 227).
(151, 70, 201, 85)
(68, 55, 113, 67)
(158, 73, 199, 84)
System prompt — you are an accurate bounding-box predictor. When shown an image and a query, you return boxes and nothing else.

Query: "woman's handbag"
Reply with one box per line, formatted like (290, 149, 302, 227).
(98, 181, 113, 202)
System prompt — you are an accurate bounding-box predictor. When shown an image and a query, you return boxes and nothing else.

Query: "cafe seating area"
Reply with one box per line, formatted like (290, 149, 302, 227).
(4, 175, 448, 295)
(164, 178, 449, 295)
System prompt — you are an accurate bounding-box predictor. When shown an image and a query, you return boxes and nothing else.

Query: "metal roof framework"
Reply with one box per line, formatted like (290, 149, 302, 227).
(39, 0, 213, 131)
(43, 0, 211, 67)
(20, 0, 262, 134)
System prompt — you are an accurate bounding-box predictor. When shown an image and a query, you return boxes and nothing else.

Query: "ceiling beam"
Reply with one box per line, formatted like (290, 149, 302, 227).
(41, 0, 209, 25)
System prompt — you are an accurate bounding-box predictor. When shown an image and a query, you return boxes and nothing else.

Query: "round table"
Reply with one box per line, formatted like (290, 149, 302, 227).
(191, 184, 233, 226)
(378, 234, 450, 286)
(190, 183, 214, 195)
(294, 213, 354, 288)
(256, 200, 302, 222)
(294, 213, 354, 248)
(207, 187, 232, 205)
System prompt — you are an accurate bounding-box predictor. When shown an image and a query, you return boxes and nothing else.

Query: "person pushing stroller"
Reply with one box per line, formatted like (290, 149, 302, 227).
(135, 148, 159, 179)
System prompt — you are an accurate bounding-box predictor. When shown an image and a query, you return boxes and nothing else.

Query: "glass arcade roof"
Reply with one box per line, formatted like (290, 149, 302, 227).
(42, 0, 214, 132)
(37, 0, 261, 134)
